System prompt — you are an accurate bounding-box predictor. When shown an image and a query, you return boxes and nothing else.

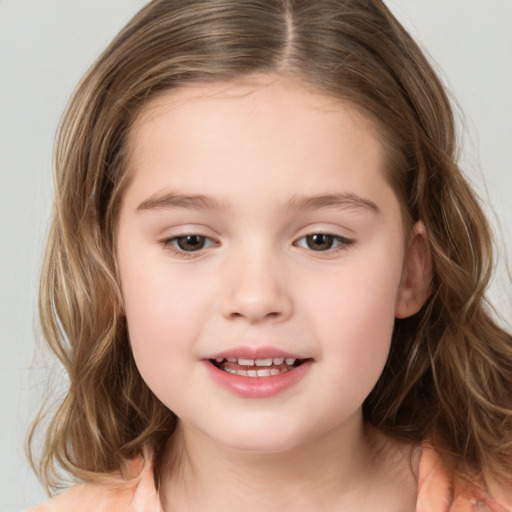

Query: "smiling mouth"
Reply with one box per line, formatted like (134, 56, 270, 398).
(209, 357, 308, 377)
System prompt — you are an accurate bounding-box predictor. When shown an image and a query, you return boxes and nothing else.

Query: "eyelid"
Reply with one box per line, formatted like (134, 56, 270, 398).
(293, 230, 355, 253)
(157, 225, 355, 258)
(159, 231, 220, 258)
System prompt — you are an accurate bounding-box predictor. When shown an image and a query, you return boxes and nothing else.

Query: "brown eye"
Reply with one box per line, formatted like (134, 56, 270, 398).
(295, 233, 353, 252)
(305, 234, 335, 251)
(175, 235, 207, 251)
(162, 233, 217, 256)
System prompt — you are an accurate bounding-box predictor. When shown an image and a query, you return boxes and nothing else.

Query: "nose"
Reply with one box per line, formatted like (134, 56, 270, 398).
(220, 249, 293, 324)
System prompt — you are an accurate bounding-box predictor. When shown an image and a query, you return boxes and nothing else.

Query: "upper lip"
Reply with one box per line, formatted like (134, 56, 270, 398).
(205, 345, 309, 361)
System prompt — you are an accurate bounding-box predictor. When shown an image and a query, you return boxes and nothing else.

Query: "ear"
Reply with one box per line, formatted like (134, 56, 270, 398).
(395, 221, 432, 319)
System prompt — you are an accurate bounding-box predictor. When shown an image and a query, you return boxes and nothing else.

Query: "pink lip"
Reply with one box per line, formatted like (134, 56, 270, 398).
(203, 358, 312, 399)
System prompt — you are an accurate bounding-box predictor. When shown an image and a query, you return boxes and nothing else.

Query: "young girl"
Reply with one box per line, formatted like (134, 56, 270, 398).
(27, 0, 512, 511)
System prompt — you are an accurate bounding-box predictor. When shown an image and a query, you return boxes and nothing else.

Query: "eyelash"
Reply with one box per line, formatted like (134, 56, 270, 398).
(161, 234, 218, 258)
(160, 232, 354, 257)
(294, 233, 354, 253)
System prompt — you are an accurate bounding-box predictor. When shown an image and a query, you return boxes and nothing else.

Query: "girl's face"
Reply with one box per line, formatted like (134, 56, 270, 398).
(117, 76, 427, 453)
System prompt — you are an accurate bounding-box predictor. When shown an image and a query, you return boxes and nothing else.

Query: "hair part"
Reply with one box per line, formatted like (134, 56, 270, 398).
(30, 0, 512, 493)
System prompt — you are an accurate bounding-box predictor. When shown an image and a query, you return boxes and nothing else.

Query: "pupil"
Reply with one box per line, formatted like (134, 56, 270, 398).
(307, 234, 333, 251)
(178, 235, 205, 251)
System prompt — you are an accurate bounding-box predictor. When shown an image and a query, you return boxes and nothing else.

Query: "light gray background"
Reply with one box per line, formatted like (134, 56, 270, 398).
(1, 1, 510, 510)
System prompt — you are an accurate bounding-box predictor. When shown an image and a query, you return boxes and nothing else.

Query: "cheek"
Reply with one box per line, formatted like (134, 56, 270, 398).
(301, 249, 403, 381)
(120, 262, 214, 373)
(121, 269, 214, 411)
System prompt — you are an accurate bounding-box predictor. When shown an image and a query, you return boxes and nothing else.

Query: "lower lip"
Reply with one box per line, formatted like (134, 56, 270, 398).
(204, 360, 312, 398)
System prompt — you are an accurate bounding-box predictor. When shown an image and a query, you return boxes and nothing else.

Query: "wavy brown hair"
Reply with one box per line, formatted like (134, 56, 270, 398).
(30, 0, 512, 493)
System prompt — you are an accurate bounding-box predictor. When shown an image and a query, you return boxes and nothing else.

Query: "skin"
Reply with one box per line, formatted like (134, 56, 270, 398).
(117, 75, 431, 511)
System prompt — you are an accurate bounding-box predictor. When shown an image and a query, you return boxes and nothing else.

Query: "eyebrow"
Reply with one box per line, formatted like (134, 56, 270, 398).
(286, 193, 380, 214)
(136, 192, 228, 212)
(136, 191, 380, 214)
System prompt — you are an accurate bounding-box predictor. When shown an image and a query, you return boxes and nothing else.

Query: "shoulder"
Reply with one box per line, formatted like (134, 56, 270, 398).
(417, 441, 512, 512)
(24, 481, 135, 512)
(24, 453, 163, 512)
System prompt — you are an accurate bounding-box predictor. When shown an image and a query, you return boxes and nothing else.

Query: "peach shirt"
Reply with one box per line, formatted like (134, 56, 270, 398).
(26, 443, 511, 512)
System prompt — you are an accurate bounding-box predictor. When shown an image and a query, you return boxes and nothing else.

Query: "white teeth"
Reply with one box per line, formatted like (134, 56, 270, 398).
(232, 357, 295, 366)
(215, 355, 302, 373)
(223, 367, 289, 377)
(255, 358, 273, 366)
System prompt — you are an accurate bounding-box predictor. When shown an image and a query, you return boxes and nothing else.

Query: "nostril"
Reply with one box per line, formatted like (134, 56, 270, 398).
(227, 309, 282, 322)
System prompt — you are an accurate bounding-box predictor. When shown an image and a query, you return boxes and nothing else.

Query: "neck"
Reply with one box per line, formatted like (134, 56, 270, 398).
(159, 415, 418, 512)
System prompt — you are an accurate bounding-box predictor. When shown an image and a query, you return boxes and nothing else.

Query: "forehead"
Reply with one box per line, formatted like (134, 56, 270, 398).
(129, 74, 383, 154)
(122, 75, 394, 211)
